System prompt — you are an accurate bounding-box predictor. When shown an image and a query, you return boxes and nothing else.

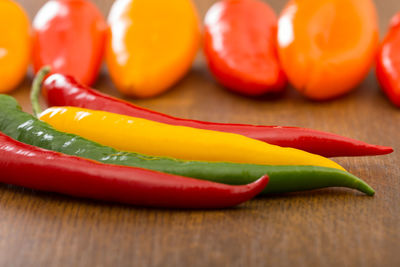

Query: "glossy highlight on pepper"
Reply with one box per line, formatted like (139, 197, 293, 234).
(32, 0, 107, 85)
(0, 0, 31, 93)
(277, 0, 379, 100)
(38, 68, 393, 157)
(0, 132, 269, 208)
(0, 95, 375, 195)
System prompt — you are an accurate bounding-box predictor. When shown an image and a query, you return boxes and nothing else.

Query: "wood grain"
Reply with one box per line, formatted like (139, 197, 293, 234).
(1, 0, 400, 266)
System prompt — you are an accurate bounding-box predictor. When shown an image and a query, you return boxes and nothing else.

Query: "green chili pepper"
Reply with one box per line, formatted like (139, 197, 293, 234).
(0, 94, 374, 195)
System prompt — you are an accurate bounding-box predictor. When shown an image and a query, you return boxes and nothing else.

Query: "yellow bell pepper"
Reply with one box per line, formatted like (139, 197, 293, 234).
(39, 107, 345, 171)
(0, 0, 31, 93)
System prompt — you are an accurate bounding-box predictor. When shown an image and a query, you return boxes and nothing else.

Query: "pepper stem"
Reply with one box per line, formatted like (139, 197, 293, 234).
(31, 66, 51, 117)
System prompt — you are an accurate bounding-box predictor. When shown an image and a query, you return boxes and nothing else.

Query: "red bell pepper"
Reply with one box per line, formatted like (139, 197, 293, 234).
(203, 0, 287, 96)
(376, 12, 400, 107)
(32, 0, 107, 85)
(0, 132, 268, 208)
(36, 69, 393, 158)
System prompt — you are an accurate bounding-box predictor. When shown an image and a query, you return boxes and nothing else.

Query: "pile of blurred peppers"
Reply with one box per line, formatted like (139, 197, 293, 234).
(1, 0, 400, 103)
(0, 0, 396, 208)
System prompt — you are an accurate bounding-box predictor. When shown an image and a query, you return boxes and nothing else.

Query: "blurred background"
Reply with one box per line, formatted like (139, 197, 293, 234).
(19, 0, 400, 35)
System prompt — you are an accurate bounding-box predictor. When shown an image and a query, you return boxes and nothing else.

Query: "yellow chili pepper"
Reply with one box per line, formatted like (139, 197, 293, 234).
(0, 0, 31, 93)
(38, 107, 345, 171)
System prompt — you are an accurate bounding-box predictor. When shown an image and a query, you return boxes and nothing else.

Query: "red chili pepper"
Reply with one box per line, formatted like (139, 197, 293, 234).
(203, 0, 287, 96)
(0, 132, 268, 208)
(40, 71, 393, 158)
(376, 12, 400, 107)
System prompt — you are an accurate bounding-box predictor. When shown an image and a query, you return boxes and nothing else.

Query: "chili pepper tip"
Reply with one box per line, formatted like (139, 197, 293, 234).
(358, 180, 375, 196)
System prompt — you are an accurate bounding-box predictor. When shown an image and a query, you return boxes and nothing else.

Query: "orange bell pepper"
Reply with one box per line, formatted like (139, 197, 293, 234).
(106, 0, 201, 98)
(277, 0, 379, 100)
(0, 0, 30, 93)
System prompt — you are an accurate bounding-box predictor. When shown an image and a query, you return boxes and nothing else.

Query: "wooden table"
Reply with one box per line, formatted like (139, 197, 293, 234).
(1, 0, 399, 266)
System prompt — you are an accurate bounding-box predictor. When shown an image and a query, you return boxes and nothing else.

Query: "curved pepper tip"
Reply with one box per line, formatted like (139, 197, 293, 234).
(237, 174, 269, 200)
(360, 183, 375, 197)
(354, 177, 375, 196)
(252, 174, 270, 191)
